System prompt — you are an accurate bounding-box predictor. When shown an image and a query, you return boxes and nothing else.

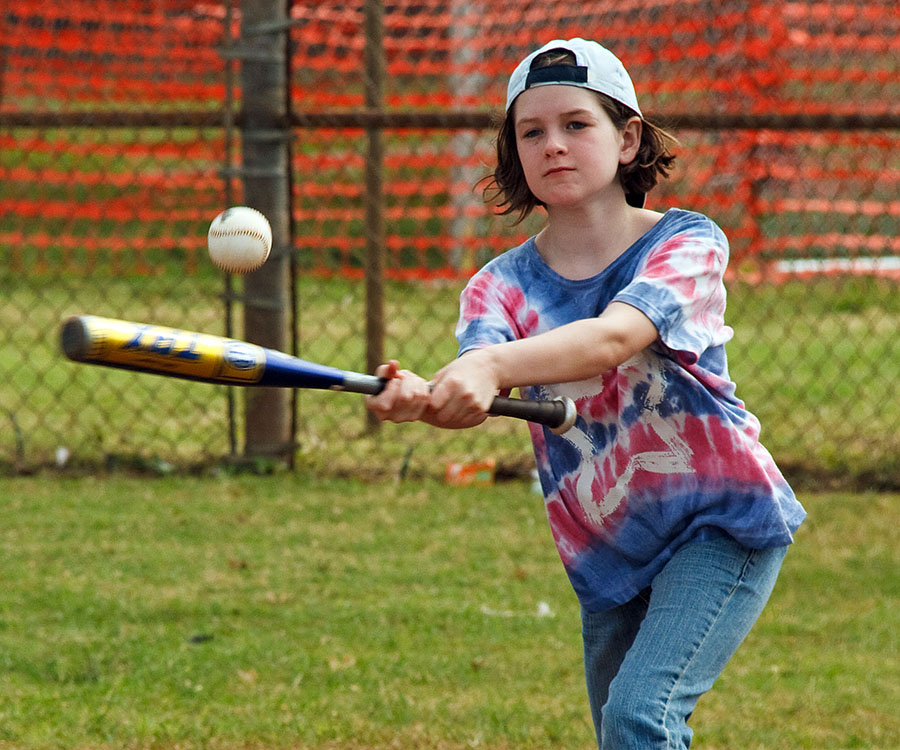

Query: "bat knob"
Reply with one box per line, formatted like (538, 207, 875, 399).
(549, 397, 578, 434)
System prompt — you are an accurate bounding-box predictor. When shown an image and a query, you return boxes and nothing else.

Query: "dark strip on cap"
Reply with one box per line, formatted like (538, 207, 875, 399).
(525, 64, 589, 89)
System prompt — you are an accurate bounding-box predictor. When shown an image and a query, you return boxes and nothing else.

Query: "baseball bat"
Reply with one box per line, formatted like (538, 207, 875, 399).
(60, 315, 577, 434)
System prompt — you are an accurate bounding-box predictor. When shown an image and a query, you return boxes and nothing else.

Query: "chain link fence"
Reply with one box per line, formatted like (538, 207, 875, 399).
(2, 0, 899, 486)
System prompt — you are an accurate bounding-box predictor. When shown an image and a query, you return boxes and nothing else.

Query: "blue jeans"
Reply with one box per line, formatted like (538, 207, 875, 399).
(581, 536, 788, 749)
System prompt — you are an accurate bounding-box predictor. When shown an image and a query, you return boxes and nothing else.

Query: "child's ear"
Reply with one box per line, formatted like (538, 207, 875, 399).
(620, 117, 643, 164)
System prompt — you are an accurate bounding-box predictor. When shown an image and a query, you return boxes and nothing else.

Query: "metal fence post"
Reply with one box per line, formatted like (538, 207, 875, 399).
(364, 0, 386, 433)
(238, 0, 293, 460)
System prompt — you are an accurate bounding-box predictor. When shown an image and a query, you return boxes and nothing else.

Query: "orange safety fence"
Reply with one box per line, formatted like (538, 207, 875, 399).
(5, 1, 897, 112)
(2, 0, 898, 282)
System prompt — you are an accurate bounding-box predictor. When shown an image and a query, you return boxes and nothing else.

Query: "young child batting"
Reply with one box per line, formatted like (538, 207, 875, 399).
(367, 38, 806, 749)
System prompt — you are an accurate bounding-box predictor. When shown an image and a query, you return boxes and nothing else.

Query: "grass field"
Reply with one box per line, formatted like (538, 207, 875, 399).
(1, 475, 898, 749)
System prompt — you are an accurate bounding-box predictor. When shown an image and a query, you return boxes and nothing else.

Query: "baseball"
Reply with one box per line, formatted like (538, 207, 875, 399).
(207, 206, 272, 274)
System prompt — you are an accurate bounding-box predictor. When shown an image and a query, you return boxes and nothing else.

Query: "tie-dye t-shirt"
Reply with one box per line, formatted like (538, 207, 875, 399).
(456, 209, 805, 612)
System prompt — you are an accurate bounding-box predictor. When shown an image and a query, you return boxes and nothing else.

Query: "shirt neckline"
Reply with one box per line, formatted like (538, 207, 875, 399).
(524, 208, 683, 286)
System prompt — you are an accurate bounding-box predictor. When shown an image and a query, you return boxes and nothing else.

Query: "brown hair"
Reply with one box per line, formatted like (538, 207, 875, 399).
(483, 50, 678, 222)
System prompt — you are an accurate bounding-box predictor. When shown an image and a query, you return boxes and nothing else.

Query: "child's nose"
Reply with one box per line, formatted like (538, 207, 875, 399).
(544, 131, 567, 155)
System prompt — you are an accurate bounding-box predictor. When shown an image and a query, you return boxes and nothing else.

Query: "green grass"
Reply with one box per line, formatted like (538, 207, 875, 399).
(0, 475, 897, 749)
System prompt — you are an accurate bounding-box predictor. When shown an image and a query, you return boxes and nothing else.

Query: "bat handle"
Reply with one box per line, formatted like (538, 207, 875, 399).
(369, 376, 577, 434)
(487, 395, 577, 434)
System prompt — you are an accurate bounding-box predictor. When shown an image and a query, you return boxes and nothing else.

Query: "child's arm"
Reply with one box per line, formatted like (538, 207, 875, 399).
(427, 302, 658, 428)
(367, 302, 657, 430)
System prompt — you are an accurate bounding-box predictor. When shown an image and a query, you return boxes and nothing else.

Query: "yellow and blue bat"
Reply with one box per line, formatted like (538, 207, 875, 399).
(60, 315, 577, 434)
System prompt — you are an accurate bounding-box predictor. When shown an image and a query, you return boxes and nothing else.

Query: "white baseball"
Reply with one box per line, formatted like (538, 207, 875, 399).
(207, 206, 272, 274)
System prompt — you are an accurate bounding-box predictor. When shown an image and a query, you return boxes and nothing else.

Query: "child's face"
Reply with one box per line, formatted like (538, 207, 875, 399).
(513, 85, 639, 211)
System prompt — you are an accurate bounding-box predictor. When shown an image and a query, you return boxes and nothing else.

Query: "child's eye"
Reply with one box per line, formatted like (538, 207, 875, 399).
(568, 121, 588, 130)
(521, 128, 541, 139)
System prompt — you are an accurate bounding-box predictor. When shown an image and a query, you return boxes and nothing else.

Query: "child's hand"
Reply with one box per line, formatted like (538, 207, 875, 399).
(425, 350, 499, 429)
(365, 360, 432, 423)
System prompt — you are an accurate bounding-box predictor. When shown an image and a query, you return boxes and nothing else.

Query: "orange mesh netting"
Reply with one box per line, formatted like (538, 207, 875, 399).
(2, 0, 898, 279)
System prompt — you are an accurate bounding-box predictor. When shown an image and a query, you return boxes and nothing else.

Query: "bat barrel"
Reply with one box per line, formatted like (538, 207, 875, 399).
(60, 314, 381, 392)
(59, 314, 269, 385)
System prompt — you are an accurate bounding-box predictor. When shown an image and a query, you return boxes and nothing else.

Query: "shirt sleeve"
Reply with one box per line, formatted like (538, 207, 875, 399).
(455, 267, 537, 357)
(613, 221, 733, 365)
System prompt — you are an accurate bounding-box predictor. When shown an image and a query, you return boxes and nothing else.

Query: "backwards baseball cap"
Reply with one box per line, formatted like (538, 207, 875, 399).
(505, 38, 646, 207)
(505, 38, 642, 117)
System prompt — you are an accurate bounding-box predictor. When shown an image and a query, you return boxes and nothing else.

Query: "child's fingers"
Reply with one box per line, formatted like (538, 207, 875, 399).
(373, 359, 400, 379)
(365, 363, 431, 423)
(379, 378, 431, 423)
(430, 361, 495, 411)
(426, 375, 492, 429)
(366, 360, 401, 413)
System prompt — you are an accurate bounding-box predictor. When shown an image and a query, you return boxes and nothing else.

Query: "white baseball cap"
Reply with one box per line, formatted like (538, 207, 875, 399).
(506, 38, 646, 207)
(505, 38, 642, 117)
